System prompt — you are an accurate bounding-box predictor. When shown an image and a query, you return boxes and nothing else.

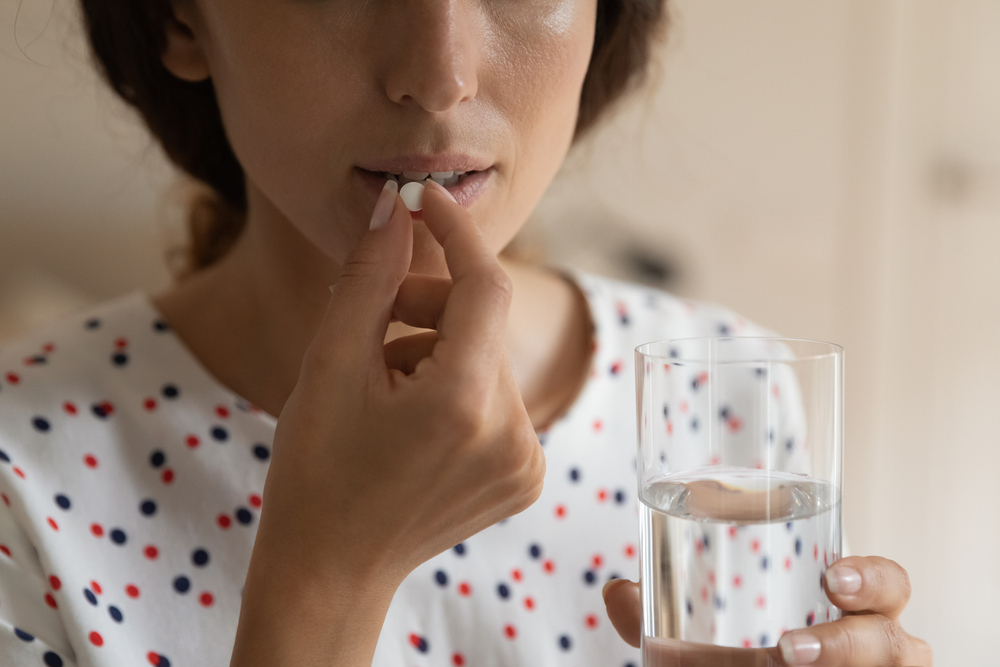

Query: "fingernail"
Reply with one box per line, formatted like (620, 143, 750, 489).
(778, 632, 821, 665)
(370, 179, 399, 230)
(424, 177, 457, 203)
(825, 565, 862, 595)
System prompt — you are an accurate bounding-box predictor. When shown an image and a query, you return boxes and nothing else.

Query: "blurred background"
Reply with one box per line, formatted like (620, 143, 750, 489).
(2, 0, 997, 662)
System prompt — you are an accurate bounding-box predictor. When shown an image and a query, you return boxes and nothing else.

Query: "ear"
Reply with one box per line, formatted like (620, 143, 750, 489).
(160, 4, 211, 82)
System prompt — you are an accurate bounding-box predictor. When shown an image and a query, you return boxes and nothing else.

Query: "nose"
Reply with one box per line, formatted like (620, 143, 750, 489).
(382, 0, 479, 113)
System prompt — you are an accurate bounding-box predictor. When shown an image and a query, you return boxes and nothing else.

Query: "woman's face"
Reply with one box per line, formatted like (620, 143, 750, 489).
(172, 0, 598, 275)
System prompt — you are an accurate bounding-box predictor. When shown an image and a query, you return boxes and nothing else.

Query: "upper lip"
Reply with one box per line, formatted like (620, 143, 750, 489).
(357, 154, 492, 175)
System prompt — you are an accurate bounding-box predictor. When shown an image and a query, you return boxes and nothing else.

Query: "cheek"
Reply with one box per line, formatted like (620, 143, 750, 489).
(484, 0, 597, 248)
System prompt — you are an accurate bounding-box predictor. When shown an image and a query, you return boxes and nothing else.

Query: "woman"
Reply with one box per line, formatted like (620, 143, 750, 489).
(0, 0, 931, 665)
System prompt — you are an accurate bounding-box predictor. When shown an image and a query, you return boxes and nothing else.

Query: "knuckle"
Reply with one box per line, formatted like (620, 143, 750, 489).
(339, 243, 382, 283)
(480, 267, 513, 307)
(875, 616, 906, 664)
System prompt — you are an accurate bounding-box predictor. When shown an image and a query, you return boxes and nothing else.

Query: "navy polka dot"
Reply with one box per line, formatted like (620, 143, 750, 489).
(760, 634, 769, 647)
(140, 499, 157, 516)
(453, 543, 466, 556)
(583, 570, 596, 585)
(252, 444, 270, 461)
(210, 426, 228, 442)
(32, 417, 50, 432)
(662, 404, 669, 417)
(719, 406, 731, 420)
(608, 572, 621, 581)
(761, 556, 770, 570)
(150, 450, 166, 468)
(496, 583, 510, 599)
(568, 467, 580, 482)
(795, 538, 803, 556)
(43, 652, 64, 667)
(91, 404, 110, 418)
(173, 576, 191, 593)
(0, 449, 8, 463)
(84, 588, 97, 605)
(686, 599, 693, 615)
(413, 636, 429, 653)
(718, 323, 731, 335)
(192, 549, 209, 566)
(559, 635, 572, 650)
(153, 320, 170, 332)
(111, 352, 128, 366)
(162, 384, 179, 399)
(691, 417, 699, 431)
(109, 605, 123, 622)
(110, 528, 127, 544)
(54, 494, 71, 510)
(14, 628, 34, 641)
(154, 656, 171, 667)
(84, 318, 101, 329)
(614, 490, 627, 504)
(786, 521, 794, 531)
(235, 507, 253, 524)
(785, 438, 795, 452)
(435, 570, 448, 586)
(529, 543, 542, 559)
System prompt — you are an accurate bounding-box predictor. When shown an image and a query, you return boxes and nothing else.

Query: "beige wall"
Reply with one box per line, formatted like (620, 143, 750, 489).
(2, 0, 997, 662)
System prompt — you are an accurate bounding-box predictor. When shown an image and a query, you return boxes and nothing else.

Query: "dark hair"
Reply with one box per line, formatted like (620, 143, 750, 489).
(79, 0, 669, 277)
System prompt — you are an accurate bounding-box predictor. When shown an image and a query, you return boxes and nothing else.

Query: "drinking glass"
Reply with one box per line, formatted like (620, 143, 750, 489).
(634, 338, 843, 665)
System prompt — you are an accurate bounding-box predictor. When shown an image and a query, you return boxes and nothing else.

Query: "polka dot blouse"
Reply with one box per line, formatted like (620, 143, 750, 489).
(0, 268, 808, 667)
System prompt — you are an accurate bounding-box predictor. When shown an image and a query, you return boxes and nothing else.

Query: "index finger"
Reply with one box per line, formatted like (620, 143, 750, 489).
(824, 556, 912, 619)
(418, 180, 512, 370)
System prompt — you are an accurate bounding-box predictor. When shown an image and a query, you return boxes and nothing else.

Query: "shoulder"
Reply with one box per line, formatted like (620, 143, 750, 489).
(564, 268, 780, 349)
(0, 291, 164, 459)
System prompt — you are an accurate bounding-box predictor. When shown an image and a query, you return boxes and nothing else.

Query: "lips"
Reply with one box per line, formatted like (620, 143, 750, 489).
(354, 166, 494, 211)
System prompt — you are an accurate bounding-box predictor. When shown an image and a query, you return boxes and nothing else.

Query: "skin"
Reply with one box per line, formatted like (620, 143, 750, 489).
(151, 1, 931, 664)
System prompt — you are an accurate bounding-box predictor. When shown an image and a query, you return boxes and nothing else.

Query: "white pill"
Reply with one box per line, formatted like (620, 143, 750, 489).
(400, 181, 425, 211)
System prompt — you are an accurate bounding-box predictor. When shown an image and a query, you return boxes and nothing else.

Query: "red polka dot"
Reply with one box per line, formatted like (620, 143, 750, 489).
(624, 544, 636, 558)
(784, 557, 793, 570)
(125, 584, 140, 598)
(591, 554, 604, 568)
(524, 596, 535, 610)
(186, 435, 200, 449)
(408, 633, 421, 647)
(161, 469, 174, 484)
(144, 398, 157, 411)
(728, 526, 738, 539)
(216, 406, 230, 418)
(543, 559, 556, 574)
(84, 454, 98, 468)
(48, 575, 61, 590)
(504, 625, 517, 639)
(42, 343, 55, 353)
(46, 517, 58, 531)
(709, 455, 721, 465)
(452, 653, 465, 666)
(217, 514, 232, 529)
(511, 569, 522, 582)
(13, 467, 25, 479)
(756, 595, 767, 608)
(728, 417, 744, 433)
(733, 575, 743, 588)
(90, 523, 104, 537)
(44, 593, 57, 608)
(680, 399, 689, 413)
(63, 402, 78, 415)
(98, 401, 114, 416)
(814, 544, 819, 560)
(458, 582, 471, 596)
(742, 639, 753, 648)
(144, 545, 159, 560)
(249, 493, 262, 508)
(750, 539, 761, 553)
(585, 614, 599, 629)
(0, 545, 10, 557)
(555, 504, 567, 519)
(147, 652, 161, 665)
(200, 592, 214, 607)
(1, 494, 8, 506)
(593, 419, 603, 432)
(667, 420, 673, 435)
(91, 581, 102, 595)
(772, 384, 781, 398)
(89, 631, 103, 646)
(707, 569, 716, 585)
(701, 586, 709, 602)
(597, 489, 608, 502)
(6, 373, 19, 384)
(114, 337, 128, 349)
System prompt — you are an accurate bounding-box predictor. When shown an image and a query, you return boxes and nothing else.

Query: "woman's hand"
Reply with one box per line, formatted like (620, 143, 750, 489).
(231, 180, 543, 666)
(602, 556, 933, 666)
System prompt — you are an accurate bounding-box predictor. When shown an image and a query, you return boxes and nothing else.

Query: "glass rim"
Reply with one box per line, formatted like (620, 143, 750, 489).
(635, 336, 844, 364)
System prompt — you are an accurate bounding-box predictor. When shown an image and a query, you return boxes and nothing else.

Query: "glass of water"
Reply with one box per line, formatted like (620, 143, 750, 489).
(634, 337, 843, 665)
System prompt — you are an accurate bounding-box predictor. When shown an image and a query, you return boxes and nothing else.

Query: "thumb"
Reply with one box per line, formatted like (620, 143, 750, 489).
(311, 180, 413, 379)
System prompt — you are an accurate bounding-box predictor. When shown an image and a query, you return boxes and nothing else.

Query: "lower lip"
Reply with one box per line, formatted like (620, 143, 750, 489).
(354, 167, 494, 216)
